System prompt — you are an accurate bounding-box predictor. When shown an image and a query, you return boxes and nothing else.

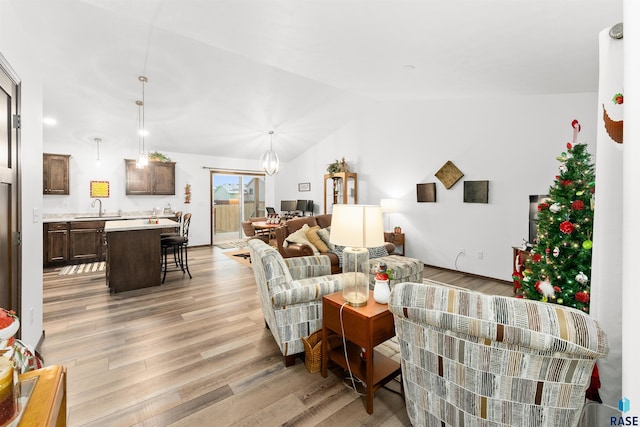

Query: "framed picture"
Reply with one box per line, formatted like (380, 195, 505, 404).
(417, 182, 436, 202)
(298, 182, 311, 192)
(463, 180, 489, 203)
(90, 181, 110, 198)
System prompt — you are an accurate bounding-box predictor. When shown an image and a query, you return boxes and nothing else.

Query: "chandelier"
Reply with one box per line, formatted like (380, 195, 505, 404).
(261, 130, 279, 176)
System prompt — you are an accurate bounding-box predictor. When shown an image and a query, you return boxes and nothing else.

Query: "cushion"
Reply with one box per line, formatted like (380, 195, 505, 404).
(368, 246, 389, 258)
(285, 224, 319, 253)
(317, 227, 335, 251)
(306, 226, 329, 253)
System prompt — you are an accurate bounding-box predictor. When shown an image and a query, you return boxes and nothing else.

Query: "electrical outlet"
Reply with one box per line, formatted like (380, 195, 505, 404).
(477, 251, 484, 260)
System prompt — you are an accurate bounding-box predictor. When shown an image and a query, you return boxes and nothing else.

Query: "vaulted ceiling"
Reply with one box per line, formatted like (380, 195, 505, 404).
(11, 0, 622, 162)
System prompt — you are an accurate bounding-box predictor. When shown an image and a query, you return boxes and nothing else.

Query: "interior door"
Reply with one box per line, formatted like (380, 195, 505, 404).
(0, 55, 20, 315)
(210, 171, 265, 244)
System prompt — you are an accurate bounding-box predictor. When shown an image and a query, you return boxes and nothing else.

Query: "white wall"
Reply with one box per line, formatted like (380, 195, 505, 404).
(280, 93, 598, 281)
(1, 2, 45, 347)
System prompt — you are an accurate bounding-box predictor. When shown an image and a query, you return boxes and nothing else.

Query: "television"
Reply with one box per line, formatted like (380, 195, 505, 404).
(280, 200, 297, 212)
(296, 200, 308, 212)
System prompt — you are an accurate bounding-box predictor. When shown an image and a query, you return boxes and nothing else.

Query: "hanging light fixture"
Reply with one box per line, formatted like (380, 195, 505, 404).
(94, 137, 102, 167)
(261, 130, 279, 176)
(136, 76, 149, 168)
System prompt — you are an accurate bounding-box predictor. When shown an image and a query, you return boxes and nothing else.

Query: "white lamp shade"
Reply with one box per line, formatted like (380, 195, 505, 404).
(329, 205, 384, 248)
(380, 198, 399, 213)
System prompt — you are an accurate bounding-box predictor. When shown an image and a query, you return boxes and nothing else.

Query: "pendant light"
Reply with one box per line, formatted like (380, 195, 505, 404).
(261, 130, 279, 176)
(136, 76, 149, 168)
(94, 137, 102, 167)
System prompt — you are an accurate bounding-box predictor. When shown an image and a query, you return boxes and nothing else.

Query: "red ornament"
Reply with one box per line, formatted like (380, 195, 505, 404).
(571, 119, 581, 131)
(538, 203, 549, 211)
(571, 200, 585, 211)
(559, 221, 574, 234)
(553, 286, 562, 293)
(576, 291, 590, 303)
(532, 254, 542, 263)
(567, 142, 573, 150)
(562, 180, 573, 187)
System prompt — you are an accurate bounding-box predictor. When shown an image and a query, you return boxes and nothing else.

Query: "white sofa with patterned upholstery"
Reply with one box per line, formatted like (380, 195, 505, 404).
(248, 239, 359, 366)
(388, 280, 609, 427)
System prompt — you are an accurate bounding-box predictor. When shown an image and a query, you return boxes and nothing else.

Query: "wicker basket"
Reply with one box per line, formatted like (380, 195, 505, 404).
(302, 330, 342, 373)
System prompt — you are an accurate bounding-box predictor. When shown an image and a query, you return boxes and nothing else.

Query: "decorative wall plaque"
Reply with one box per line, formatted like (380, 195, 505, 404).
(435, 161, 464, 189)
(416, 183, 436, 202)
(90, 181, 110, 198)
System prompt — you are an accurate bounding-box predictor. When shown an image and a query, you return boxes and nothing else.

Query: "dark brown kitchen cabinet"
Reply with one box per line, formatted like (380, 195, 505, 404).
(43, 153, 70, 195)
(69, 221, 105, 262)
(44, 220, 106, 267)
(125, 159, 175, 195)
(44, 222, 69, 264)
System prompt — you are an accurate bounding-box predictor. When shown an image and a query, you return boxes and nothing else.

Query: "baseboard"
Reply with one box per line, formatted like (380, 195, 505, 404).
(423, 263, 512, 286)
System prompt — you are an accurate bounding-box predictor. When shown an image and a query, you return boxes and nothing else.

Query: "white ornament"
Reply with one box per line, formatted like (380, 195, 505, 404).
(553, 247, 560, 257)
(550, 203, 561, 213)
(559, 164, 568, 173)
(373, 280, 391, 304)
(538, 280, 555, 298)
(576, 271, 589, 285)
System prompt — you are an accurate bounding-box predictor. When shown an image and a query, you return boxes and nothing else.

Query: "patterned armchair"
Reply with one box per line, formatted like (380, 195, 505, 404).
(389, 280, 608, 427)
(248, 239, 354, 366)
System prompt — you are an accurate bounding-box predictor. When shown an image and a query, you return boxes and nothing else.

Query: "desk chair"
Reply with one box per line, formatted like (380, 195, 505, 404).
(161, 213, 192, 283)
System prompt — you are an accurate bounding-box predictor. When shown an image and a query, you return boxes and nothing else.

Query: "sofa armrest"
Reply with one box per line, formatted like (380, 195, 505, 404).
(270, 275, 344, 306)
(285, 255, 332, 280)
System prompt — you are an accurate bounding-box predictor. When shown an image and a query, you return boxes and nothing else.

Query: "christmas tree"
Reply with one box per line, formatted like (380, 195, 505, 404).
(514, 120, 595, 312)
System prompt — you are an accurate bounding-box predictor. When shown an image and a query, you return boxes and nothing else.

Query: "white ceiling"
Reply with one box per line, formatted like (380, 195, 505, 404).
(11, 0, 622, 162)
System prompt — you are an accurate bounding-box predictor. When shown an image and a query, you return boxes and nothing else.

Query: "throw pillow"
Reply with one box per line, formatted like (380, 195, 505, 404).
(285, 224, 319, 253)
(306, 226, 329, 253)
(317, 227, 335, 251)
(369, 246, 389, 258)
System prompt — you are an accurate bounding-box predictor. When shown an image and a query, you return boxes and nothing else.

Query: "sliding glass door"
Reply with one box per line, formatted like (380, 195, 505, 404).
(210, 171, 265, 244)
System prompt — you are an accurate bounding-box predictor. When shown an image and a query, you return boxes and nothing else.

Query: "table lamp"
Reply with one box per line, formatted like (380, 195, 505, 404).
(330, 205, 384, 306)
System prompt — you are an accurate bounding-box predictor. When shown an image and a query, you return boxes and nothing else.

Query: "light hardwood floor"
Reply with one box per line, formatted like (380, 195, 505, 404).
(41, 246, 512, 426)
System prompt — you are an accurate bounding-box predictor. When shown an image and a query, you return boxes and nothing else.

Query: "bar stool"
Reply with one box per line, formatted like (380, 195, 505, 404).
(161, 213, 192, 283)
(161, 211, 183, 267)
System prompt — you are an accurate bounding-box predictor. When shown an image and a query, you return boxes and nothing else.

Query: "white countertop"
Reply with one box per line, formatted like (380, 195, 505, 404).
(105, 218, 179, 232)
(43, 213, 176, 223)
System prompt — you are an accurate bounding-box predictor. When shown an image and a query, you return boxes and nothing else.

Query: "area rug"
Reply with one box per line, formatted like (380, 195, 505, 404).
(224, 250, 252, 267)
(59, 261, 106, 275)
(214, 239, 248, 249)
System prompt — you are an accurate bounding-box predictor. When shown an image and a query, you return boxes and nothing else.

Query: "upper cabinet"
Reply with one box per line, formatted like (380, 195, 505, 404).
(125, 159, 175, 195)
(43, 153, 70, 195)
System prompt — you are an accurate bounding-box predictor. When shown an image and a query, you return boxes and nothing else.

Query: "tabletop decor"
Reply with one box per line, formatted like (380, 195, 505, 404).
(373, 262, 393, 304)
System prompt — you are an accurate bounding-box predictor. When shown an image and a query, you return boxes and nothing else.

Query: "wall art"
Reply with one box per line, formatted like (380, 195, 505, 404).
(435, 161, 464, 189)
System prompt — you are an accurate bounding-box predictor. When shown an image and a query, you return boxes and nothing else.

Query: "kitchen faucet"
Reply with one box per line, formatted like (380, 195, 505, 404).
(91, 198, 103, 217)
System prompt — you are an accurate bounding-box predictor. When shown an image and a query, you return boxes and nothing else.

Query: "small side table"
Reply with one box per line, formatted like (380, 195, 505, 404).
(384, 232, 405, 256)
(321, 292, 401, 414)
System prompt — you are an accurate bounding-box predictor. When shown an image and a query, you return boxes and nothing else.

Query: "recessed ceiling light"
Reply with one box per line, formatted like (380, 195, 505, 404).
(43, 117, 57, 126)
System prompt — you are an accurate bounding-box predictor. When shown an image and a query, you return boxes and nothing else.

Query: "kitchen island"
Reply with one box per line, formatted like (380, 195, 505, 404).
(105, 218, 179, 293)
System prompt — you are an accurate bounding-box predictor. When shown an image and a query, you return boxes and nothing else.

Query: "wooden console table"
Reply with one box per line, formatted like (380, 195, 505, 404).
(321, 292, 401, 414)
(18, 365, 67, 426)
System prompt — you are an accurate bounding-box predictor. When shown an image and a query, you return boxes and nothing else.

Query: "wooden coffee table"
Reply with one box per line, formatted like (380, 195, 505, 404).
(321, 291, 401, 414)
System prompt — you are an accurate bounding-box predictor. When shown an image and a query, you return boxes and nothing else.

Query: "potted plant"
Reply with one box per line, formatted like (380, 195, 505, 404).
(148, 151, 172, 163)
(326, 157, 350, 176)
